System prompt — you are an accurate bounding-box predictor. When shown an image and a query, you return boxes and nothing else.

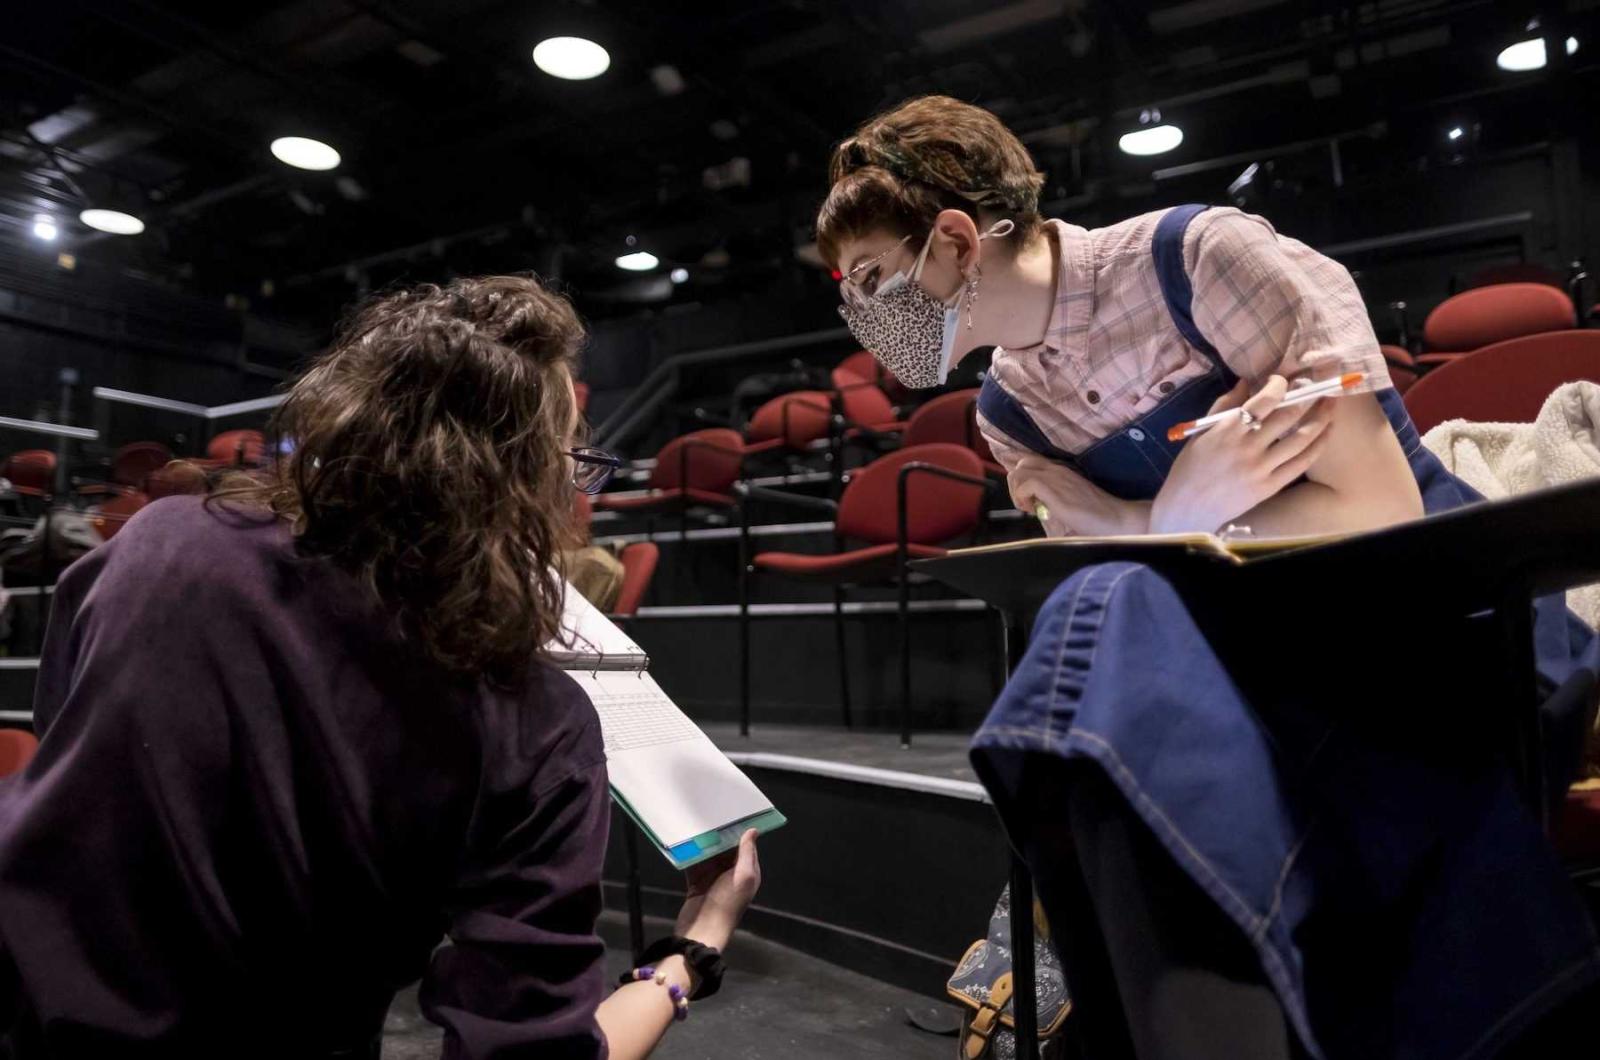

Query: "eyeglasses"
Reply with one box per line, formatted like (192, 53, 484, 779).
(569, 446, 622, 494)
(838, 236, 911, 310)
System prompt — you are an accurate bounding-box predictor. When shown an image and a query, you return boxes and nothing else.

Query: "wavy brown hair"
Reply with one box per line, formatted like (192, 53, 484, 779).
(816, 95, 1046, 269)
(220, 275, 584, 686)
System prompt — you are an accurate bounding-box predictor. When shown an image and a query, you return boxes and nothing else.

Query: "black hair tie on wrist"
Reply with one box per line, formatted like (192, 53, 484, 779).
(625, 937, 726, 1000)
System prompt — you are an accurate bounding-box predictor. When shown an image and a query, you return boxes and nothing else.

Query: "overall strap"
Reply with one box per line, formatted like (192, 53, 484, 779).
(1152, 204, 1232, 379)
(976, 374, 1077, 464)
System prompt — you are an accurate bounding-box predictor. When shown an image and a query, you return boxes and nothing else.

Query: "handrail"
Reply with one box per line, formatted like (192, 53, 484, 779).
(93, 386, 283, 421)
(593, 325, 852, 451)
(205, 394, 285, 420)
(0, 416, 98, 441)
(91, 387, 207, 418)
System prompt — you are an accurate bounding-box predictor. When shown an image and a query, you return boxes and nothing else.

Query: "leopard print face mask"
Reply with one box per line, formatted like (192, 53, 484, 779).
(838, 219, 1014, 390)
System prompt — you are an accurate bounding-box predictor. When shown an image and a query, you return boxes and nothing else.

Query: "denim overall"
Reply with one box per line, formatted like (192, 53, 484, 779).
(972, 205, 1600, 1060)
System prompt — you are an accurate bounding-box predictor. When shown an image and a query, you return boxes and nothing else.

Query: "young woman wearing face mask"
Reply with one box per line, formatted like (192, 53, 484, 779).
(817, 96, 1600, 1060)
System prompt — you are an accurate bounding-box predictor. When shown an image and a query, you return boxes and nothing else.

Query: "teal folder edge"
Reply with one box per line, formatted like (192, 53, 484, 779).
(612, 789, 787, 869)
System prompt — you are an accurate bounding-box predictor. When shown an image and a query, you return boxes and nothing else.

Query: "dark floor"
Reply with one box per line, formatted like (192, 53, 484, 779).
(382, 913, 958, 1059)
(702, 721, 979, 783)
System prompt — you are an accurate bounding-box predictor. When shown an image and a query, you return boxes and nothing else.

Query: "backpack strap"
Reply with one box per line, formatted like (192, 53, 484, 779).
(1151, 204, 1232, 379)
(976, 374, 1077, 464)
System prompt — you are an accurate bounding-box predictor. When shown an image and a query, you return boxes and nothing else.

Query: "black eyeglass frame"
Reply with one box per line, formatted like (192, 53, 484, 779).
(569, 446, 623, 494)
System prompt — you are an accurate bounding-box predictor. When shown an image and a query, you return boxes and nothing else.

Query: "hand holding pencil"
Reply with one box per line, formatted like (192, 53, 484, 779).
(1167, 372, 1364, 443)
(1148, 373, 1345, 534)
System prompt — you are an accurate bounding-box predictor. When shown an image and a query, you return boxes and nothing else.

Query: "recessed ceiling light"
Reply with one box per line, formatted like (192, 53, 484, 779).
(533, 36, 610, 80)
(1118, 124, 1184, 156)
(32, 215, 58, 241)
(1447, 126, 1465, 141)
(670, 267, 689, 284)
(1496, 36, 1578, 72)
(270, 136, 341, 171)
(616, 251, 659, 271)
(79, 208, 146, 235)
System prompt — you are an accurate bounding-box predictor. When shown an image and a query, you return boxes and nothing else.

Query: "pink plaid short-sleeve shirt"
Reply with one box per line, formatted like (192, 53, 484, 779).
(976, 207, 1391, 468)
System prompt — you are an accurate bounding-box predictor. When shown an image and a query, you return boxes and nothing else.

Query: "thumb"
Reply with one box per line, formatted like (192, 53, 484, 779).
(1207, 377, 1251, 414)
(737, 830, 761, 886)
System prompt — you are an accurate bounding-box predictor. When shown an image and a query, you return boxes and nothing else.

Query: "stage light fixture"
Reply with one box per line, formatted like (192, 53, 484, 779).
(1496, 35, 1578, 71)
(670, 267, 689, 284)
(1119, 108, 1184, 157)
(616, 251, 658, 271)
(79, 208, 145, 235)
(270, 136, 341, 171)
(533, 36, 610, 80)
(1119, 124, 1184, 156)
(32, 215, 58, 241)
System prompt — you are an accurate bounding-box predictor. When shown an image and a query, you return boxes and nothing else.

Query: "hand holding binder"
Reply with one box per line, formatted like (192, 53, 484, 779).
(550, 584, 786, 868)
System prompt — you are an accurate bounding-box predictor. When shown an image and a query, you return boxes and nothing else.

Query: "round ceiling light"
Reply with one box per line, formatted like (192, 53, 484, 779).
(1496, 36, 1578, 72)
(533, 36, 611, 80)
(670, 267, 689, 284)
(32, 215, 58, 242)
(616, 251, 659, 271)
(1118, 124, 1184, 156)
(270, 136, 341, 171)
(79, 208, 146, 235)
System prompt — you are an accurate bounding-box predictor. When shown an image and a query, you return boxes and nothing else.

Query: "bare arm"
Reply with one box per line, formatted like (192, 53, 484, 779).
(1153, 210, 1421, 535)
(596, 831, 760, 1060)
(1235, 390, 1421, 535)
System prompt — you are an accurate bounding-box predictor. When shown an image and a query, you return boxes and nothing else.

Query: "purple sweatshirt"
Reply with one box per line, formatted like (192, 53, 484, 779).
(0, 496, 610, 1058)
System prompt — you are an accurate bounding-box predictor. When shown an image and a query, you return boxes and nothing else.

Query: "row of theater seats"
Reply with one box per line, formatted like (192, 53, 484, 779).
(1, 430, 267, 542)
(1382, 279, 1595, 393)
(587, 348, 1004, 745)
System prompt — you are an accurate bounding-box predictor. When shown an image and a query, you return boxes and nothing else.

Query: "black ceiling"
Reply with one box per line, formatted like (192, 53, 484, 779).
(2, 0, 1595, 327)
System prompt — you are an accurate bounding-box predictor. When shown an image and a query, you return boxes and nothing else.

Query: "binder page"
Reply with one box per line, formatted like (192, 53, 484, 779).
(545, 581, 649, 668)
(569, 670, 774, 848)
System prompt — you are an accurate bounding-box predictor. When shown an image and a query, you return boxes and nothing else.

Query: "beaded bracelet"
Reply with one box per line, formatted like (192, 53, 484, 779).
(620, 965, 690, 1022)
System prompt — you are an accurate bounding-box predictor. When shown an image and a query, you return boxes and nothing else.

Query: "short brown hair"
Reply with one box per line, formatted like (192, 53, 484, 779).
(220, 275, 583, 687)
(816, 96, 1046, 269)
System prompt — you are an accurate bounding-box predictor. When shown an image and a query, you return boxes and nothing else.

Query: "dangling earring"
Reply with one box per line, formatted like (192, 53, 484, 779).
(964, 268, 981, 330)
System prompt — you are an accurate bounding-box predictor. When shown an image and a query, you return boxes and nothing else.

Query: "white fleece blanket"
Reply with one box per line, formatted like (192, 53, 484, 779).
(1421, 381, 1600, 629)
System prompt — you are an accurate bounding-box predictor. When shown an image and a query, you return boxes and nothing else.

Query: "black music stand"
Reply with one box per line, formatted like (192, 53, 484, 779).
(914, 477, 1600, 1060)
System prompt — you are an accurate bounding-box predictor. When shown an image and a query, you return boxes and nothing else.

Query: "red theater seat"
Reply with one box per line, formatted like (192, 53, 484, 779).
(145, 461, 208, 499)
(902, 389, 1005, 477)
(1403, 331, 1600, 435)
(0, 729, 38, 778)
(613, 542, 660, 617)
(1379, 345, 1419, 395)
(592, 428, 745, 519)
(90, 490, 149, 541)
(742, 443, 990, 744)
(750, 540, 948, 581)
(834, 349, 910, 403)
(1420, 283, 1576, 365)
(207, 429, 266, 467)
(112, 441, 174, 489)
(836, 378, 904, 438)
(3, 450, 56, 497)
(744, 390, 835, 454)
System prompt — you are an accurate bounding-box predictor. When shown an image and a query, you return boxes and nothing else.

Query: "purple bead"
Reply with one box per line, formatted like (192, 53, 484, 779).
(667, 984, 683, 1002)
(637, 966, 655, 982)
